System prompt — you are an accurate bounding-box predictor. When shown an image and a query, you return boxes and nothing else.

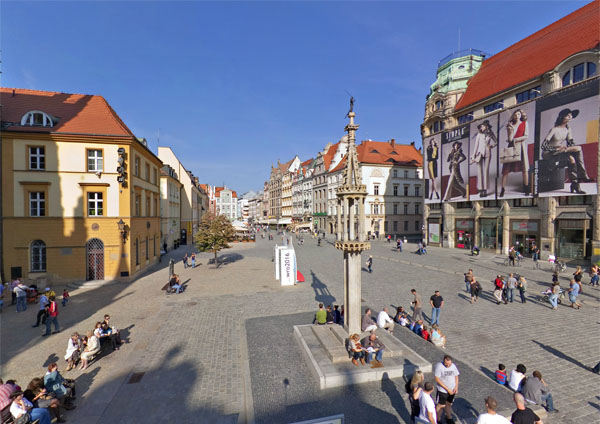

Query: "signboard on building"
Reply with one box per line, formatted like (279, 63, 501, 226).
(423, 79, 598, 202)
(428, 223, 440, 244)
(424, 133, 442, 204)
(535, 79, 598, 198)
(441, 125, 470, 202)
(468, 114, 499, 201)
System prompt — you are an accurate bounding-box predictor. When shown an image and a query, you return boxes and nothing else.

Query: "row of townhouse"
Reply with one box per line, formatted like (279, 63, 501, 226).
(259, 134, 424, 239)
(0, 88, 208, 285)
(421, 1, 600, 265)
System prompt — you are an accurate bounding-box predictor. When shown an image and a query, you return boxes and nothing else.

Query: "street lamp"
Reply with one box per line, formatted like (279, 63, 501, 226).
(117, 219, 128, 244)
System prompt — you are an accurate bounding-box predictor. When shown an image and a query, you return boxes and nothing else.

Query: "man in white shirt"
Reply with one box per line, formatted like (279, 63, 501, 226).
(434, 355, 460, 424)
(477, 396, 511, 424)
(377, 307, 395, 333)
(417, 382, 437, 424)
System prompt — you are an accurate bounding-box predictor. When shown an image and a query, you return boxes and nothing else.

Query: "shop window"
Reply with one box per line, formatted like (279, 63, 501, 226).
(516, 86, 541, 104)
(30, 240, 46, 272)
(483, 101, 503, 114)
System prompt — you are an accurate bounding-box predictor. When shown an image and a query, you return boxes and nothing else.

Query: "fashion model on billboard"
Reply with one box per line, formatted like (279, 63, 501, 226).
(470, 120, 497, 198)
(426, 138, 440, 200)
(443, 141, 467, 201)
(500, 109, 529, 197)
(541, 108, 592, 194)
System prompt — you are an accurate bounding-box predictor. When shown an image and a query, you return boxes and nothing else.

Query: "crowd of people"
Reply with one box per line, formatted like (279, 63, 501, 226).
(0, 312, 124, 423)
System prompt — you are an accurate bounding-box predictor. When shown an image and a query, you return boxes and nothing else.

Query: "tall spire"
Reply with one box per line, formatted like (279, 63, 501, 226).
(341, 112, 363, 188)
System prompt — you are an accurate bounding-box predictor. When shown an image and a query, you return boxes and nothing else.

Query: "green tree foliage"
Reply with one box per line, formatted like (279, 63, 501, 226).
(194, 213, 236, 266)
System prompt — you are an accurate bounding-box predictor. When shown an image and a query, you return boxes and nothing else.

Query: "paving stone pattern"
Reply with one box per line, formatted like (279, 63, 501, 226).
(1, 236, 599, 423)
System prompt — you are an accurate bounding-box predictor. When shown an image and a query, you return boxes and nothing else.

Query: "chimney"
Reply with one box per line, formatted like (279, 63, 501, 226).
(410, 141, 415, 147)
(418, 147, 422, 153)
(389, 138, 395, 147)
(12, 89, 15, 97)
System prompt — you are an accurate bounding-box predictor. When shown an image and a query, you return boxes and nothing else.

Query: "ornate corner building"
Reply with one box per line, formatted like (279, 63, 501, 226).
(421, 1, 600, 265)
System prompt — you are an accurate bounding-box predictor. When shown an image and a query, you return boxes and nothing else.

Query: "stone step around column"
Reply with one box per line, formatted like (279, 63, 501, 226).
(311, 325, 351, 363)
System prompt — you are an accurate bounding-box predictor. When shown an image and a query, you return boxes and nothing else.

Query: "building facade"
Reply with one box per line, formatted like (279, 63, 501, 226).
(215, 187, 238, 220)
(1, 88, 161, 283)
(159, 165, 182, 250)
(422, 2, 599, 264)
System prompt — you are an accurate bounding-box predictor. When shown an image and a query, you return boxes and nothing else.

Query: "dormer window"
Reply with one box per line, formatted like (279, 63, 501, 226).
(562, 62, 596, 87)
(21, 111, 54, 127)
(390, 151, 398, 155)
(370, 149, 380, 154)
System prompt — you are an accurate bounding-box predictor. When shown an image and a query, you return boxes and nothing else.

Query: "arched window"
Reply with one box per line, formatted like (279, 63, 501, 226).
(562, 62, 597, 86)
(21, 111, 54, 127)
(31, 240, 46, 272)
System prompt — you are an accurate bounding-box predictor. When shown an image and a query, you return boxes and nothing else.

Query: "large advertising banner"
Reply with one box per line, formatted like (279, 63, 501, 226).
(468, 115, 499, 201)
(535, 79, 598, 197)
(441, 125, 470, 202)
(424, 134, 442, 203)
(497, 101, 537, 200)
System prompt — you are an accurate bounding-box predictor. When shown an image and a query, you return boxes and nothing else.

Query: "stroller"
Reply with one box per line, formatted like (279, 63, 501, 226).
(540, 287, 565, 304)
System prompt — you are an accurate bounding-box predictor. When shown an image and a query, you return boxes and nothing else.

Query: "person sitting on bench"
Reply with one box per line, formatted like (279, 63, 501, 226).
(79, 331, 100, 370)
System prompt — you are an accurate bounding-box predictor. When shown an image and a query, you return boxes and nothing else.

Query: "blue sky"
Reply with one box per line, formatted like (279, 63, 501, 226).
(1, 1, 588, 193)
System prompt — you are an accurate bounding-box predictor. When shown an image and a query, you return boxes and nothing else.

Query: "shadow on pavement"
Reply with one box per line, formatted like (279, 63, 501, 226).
(381, 372, 411, 422)
(531, 340, 591, 372)
(310, 270, 336, 306)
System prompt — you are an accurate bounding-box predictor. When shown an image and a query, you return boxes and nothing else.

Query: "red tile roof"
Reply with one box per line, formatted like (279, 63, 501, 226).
(329, 140, 423, 173)
(214, 187, 237, 198)
(455, 1, 600, 111)
(0, 87, 134, 137)
(323, 142, 340, 170)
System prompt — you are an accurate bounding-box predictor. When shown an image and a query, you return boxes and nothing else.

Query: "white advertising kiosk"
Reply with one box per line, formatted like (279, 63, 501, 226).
(278, 246, 297, 286)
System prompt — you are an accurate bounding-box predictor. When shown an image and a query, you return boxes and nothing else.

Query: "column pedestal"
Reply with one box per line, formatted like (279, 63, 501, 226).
(344, 250, 362, 336)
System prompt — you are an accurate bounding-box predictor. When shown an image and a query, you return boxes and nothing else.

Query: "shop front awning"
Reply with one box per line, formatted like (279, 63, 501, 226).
(279, 218, 292, 225)
(555, 212, 593, 220)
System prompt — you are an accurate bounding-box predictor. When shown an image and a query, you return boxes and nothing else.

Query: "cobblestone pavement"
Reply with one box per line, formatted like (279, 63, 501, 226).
(1, 236, 598, 423)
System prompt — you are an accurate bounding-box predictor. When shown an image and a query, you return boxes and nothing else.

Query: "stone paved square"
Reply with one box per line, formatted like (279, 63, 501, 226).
(1, 238, 599, 423)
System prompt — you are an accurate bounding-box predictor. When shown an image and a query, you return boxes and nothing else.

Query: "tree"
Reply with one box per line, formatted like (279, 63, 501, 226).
(194, 213, 236, 267)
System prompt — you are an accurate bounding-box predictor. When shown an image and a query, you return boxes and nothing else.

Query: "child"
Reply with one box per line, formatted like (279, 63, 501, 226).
(62, 289, 70, 307)
(495, 363, 507, 385)
(552, 271, 559, 284)
(421, 325, 430, 341)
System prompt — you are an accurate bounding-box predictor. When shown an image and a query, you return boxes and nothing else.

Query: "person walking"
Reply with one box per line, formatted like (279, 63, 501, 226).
(397, 239, 403, 252)
(548, 281, 560, 310)
(191, 253, 196, 268)
(506, 273, 517, 303)
(14, 281, 29, 312)
(429, 290, 444, 326)
(517, 276, 527, 303)
(366, 256, 373, 273)
(434, 355, 459, 424)
(464, 269, 474, 293)
(10, 279, 19, 306)
(32, 289, 50, 327)
(183, 253, 189, 269)
(411, 289, 423, 321)
(568, 279, 581, 309)
(42, 296, 60, 336)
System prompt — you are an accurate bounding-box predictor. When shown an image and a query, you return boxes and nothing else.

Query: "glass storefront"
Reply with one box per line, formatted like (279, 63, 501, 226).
(510, 220, 539, 257)
(556, 219, 591, 260)
(455, 219, 474, 249)
(479, 218, 501, 251)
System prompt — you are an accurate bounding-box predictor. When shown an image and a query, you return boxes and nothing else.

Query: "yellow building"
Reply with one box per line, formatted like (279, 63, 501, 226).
(0, 88, 162, 283)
